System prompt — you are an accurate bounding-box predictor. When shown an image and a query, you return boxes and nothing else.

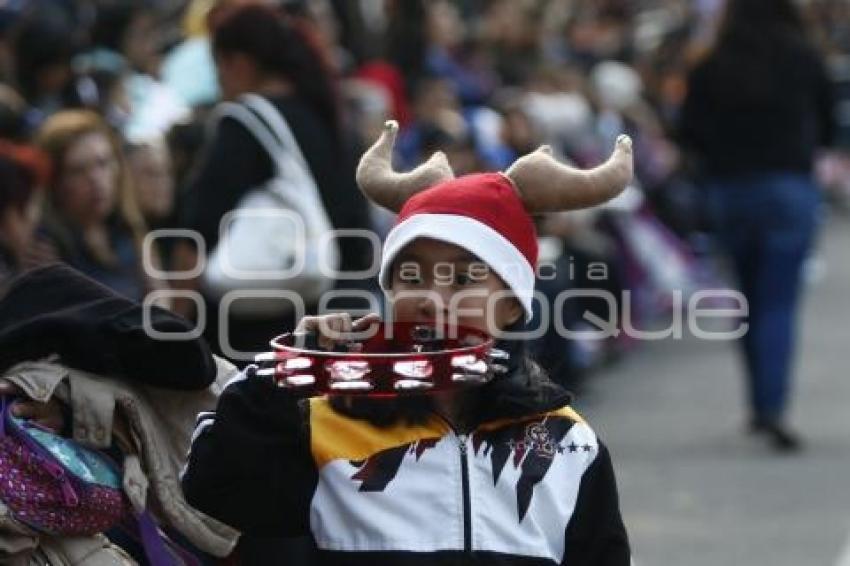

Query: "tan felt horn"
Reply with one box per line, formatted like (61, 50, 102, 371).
(504, 135, 633, 212)
(356, 120, 633, 214)
(356, 120, 455, 213)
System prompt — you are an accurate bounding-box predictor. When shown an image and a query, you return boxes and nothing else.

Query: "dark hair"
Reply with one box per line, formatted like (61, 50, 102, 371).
(0, 142, 49, 213)
(0, 85, 27, 141)
(706, 0, 813, 104)
(12, 9, 76, 102)
(210, 2, 340, 137)
(385, 0, 428, 90)
(90, 0, 150, 53)
(715, 0, 806, 47)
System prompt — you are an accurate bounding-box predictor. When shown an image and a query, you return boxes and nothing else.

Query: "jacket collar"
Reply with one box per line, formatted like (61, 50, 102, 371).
(474, 338, 573, 425)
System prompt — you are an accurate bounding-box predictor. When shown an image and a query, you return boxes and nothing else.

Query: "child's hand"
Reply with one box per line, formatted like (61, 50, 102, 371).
(295, 313, 381, 350)
(0, 381, 67, 434)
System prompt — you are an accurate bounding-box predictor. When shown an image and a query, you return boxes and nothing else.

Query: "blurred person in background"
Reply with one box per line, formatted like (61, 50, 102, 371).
(418, 114, 483, 176)
(497, 97, 540, 162)
(89, 0, 161, 78)
(520, 66, 595, 159)
(385, 0, 429, 95)
(126, 137, 177, 267)
(174, 7, 373, 558)
(0, 141, 49, 286)
(385, 0, 496, 107)
(0, 1, 22, 84)
(422, 0, 496, 106)
(175, 1, 373, 365)
(35, 109, 166, 303)
(561, 0, 634, 71)
(0, 83, 27, 141)
(126, 138, 175, 228)
(479, 0, 542, 87)
(395, 74, 462, 168)
(10, 5, 78, 131)
(79, 0, 190, 142)
(679, 0, 835, 452)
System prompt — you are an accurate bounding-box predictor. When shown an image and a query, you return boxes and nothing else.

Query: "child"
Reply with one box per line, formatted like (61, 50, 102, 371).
(182, 121, 634, 565)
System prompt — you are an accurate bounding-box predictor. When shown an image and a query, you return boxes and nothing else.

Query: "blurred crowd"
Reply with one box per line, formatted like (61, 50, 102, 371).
(0, 0, 848, 387)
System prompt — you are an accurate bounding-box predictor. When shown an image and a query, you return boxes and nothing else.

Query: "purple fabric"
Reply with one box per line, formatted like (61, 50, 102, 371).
(0, 396, 193, 564)
(138, 509, 180, 566)
(0, 396, 126, 535)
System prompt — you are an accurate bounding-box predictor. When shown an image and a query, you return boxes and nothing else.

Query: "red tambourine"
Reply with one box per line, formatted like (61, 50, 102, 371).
(253, 321, 509, 395)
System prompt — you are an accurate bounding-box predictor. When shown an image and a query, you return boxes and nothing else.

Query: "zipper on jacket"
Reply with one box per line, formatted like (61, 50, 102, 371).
(457, 434, 471, 553)
(434, 413, 474, 554)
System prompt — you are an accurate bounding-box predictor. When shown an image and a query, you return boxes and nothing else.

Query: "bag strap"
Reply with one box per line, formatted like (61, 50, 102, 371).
(240, 93, 312, 174)
(212, 95, 334, 237)
(214, 101, 288, 176)
(232, 94, 332, 219)
(213, 94, 313, 186)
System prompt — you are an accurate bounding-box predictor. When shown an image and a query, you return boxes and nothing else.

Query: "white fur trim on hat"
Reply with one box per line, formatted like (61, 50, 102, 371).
(379, 214, 535, 321)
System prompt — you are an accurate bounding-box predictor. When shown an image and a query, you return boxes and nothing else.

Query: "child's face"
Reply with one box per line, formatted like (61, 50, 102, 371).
(388, 238, 523, 335)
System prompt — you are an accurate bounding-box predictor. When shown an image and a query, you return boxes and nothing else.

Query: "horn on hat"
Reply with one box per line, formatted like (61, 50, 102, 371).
(356, 120, 455, 213)
(505, 134, 633, 213)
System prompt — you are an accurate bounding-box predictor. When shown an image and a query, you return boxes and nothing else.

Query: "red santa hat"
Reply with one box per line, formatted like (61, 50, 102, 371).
(379, 172, 539, 320)
(358, 121, 634, 323)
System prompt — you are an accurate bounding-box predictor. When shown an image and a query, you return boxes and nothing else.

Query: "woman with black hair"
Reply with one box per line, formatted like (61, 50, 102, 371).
(175, 1, 373, 362)
(679, 0, 835, 452)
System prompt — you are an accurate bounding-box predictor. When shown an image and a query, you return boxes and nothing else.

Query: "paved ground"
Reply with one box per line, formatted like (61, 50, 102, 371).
(573, 213, 850, 566)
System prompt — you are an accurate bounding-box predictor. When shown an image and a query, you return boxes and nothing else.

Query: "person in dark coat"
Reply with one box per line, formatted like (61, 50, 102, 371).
(679, 0, 835, 451)
(175, 2, 374, 361)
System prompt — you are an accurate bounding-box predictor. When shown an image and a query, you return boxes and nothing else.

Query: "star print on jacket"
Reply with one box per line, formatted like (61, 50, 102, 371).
(472, 416, 576, 521)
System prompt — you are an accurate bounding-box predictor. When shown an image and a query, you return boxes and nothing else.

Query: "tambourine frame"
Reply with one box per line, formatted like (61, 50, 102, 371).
(253, 322, 508, 396)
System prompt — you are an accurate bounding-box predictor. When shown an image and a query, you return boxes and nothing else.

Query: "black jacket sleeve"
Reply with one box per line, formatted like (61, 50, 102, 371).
(181, 368, 317, 535)
(561, 442, 631, 566)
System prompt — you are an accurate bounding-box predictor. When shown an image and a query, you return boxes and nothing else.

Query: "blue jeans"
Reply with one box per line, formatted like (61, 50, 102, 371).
(706, 173, 821, 421)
